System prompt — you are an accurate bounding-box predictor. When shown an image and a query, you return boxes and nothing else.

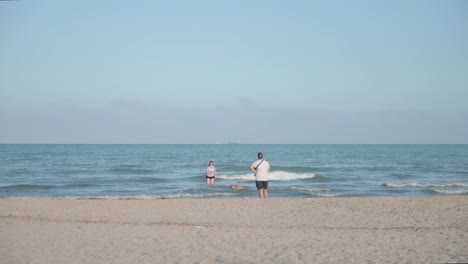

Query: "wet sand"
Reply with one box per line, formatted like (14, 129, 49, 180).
(1, 197, 467, 263)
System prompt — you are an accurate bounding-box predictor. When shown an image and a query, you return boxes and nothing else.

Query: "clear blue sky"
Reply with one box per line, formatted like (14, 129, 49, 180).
(1, 0, 467, 143)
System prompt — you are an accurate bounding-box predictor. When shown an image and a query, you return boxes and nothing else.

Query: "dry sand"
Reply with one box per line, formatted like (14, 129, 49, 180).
(1, 197, 467, 263)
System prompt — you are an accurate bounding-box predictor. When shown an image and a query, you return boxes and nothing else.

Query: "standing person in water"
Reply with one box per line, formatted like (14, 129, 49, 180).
(205, 161, 216, 186)
(250, 152, 270, 199)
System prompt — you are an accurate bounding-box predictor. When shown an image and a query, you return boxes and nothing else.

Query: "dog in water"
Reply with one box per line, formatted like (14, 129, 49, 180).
(230, 184, 244, 190)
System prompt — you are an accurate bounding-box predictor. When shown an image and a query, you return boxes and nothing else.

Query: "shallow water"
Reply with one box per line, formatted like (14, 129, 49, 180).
(1, 144, 467, 199)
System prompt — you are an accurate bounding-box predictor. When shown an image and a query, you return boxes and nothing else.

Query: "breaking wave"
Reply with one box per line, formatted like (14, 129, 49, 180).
(384, 182, 468, 196)
(216, 171, 316, 181)
(383, 183, 468, 188)
(432, 189, 468, 195)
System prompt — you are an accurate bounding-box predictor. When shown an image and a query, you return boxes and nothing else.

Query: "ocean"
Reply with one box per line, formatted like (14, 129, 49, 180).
(0, 144, 467, 199)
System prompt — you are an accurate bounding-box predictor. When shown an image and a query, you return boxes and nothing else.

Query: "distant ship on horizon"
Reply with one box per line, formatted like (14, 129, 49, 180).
(215, 140, 241, 144)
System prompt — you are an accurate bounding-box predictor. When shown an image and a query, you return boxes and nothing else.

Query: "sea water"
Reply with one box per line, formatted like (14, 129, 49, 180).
(0, 144, 467, 199)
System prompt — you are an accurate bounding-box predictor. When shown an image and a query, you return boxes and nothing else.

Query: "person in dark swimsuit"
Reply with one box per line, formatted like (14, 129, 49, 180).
(205, 161, 216, 186)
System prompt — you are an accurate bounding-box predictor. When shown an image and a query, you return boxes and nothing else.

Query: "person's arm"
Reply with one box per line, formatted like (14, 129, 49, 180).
(250, 163, 256, 173)
(214, 167, 216, 176)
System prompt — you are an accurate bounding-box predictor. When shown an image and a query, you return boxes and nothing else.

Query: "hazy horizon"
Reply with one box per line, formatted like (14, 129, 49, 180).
(1, 0, 467, 144)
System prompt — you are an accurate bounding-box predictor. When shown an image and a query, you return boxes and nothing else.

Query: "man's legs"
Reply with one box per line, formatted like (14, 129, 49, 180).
(258, 189, 264, 199)
(258, 188, 268, 199)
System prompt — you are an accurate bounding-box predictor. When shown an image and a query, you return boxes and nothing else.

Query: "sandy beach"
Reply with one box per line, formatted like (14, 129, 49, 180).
(1, 197, 467, 263)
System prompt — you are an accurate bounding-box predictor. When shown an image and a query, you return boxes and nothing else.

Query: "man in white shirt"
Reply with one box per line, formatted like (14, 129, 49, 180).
(250, 152, 270, 199)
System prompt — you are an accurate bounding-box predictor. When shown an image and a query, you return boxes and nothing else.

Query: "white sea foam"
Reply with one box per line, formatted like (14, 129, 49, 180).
(163, 192, 237, 199)
(216, 173, 255, 181)
(73, 195, 164, 200)
(3, 196, 42, 200)
(290, 186, 339, 197)
(316, 192, 342, 197)
(269, 171, 316, 181)
(432, 189, 468, 195)
(16, 193, 239, 200)
(217, 171, 315, 181)
(384, 183, 468, 188)
(290, 187, 331, 193)
(4, 195, 166, 200)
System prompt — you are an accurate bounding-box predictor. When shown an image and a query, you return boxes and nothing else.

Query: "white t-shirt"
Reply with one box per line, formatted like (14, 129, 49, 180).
(251, 159, 270, 181)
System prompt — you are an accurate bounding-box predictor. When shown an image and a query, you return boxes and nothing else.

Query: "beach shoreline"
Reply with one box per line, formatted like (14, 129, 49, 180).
(1, 197, 467, 263)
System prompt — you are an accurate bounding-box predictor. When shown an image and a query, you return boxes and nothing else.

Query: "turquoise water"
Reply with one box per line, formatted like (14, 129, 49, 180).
(0, 144, 467, 199)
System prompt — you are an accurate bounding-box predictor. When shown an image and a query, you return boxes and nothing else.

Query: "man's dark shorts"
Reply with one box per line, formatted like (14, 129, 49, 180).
(256, 181, 268, 190)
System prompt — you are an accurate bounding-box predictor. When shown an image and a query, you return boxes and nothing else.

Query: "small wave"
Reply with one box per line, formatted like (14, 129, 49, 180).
(87, 195, 164, 200)
(272, 166, 317, 173)
(290, 186, 340, 197)
(163, 192, 238, 199)
(216, 165, 248, 171)
(390, 173, 415, 179)
(0, 184, 57, 190)
(56, 169, 97, 176)
(47, 195, 163, 200)
(60, 192, 237, 200)
(269, 171, 316, 181)
(290, 187, 331, 193)
(134, 177, 169, 184)
(217, 171, 315, 181)
(315, 192, 342, 197)
(432, 189, 468, 195)
(108, 168, 157, 175)
(384, 183, 468, 188)
(3, 195, 166, 200)
(217, 174, 255, 181)
(2, 196, 40, 200)
(62, 183, 97, 188)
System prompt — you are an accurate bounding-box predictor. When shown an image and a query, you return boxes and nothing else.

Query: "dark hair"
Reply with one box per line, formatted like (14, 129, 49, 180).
(257, 152, 263, 159)
(208, 161, 214, 166)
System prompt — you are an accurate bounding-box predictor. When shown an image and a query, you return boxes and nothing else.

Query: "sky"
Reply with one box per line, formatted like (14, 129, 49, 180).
(1, 0, 467, 144)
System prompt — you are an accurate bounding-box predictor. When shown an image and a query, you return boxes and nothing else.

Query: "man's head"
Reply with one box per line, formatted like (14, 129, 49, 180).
(257, 152, 263, 159)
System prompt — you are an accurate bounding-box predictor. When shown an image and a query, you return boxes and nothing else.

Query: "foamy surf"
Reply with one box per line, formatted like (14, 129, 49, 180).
(6, 193, 240, 200)
(4, 195, 166, 200)
(432, 189, 468, 195)
(216, 173, 255, 181)
(290, 186, 340, 197)
(269, 171, 316, 181)
(290, 187, 331, 193)
(163, 192, 238, 199)
(315, 192, 342, 197)
(384, 182, 468, 196)
(384, 183, 468, 188)
(216, 171, 316, 181)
